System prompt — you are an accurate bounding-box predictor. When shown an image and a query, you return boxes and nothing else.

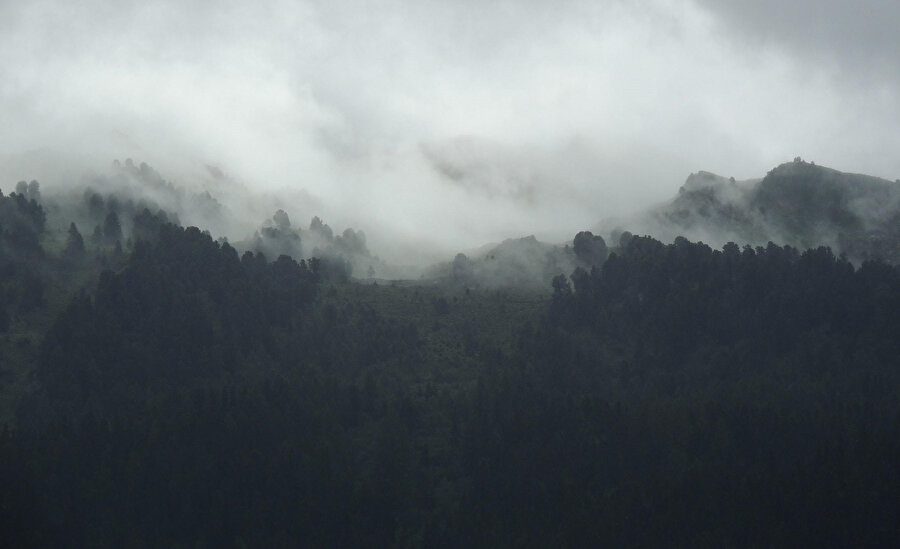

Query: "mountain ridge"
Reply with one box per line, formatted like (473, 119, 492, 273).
(615, 159, 900, 264)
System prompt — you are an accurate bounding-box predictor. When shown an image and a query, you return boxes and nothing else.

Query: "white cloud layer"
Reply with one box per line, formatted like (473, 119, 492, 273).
(2, 0, 899, 257)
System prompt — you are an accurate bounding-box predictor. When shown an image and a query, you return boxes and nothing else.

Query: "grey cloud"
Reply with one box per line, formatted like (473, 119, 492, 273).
(421, 137, 539, 204)
(696, 0, 900, 79)
(1, 0, 899, 263)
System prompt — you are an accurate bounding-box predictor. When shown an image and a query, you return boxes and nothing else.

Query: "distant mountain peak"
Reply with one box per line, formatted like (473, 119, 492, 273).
(614, 160, 900, 265)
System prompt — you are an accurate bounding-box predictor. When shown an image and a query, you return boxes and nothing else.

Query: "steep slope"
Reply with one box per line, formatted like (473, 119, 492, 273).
(751, 161, 900, 261)
(625, 159, 900, 263)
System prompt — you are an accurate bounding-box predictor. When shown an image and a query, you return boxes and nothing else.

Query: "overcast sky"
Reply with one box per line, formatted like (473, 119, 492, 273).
(1, 0, 899, 255)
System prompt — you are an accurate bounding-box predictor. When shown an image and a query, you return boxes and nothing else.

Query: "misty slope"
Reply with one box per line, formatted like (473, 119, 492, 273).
(427, 235, 573, 290)
(629, 159, 900, 263)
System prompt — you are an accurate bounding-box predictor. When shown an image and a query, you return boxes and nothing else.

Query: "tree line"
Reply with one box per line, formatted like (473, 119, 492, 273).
(2, 207, 900, 546)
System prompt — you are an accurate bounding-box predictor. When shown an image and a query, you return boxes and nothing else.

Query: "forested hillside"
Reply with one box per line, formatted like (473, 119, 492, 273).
(633, 159, 900, 264)
(2, 168, 900, 547)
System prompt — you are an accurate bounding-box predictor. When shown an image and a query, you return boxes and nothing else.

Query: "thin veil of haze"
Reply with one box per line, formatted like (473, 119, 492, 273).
(2, 0, 899, 262)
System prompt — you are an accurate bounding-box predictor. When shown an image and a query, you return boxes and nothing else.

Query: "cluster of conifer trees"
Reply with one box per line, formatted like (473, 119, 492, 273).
(2, 185, 900, 546)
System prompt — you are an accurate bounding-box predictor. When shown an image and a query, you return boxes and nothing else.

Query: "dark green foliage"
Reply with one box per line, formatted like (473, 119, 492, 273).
(0, 303, 9, 333)
(545, 235, 900, 383)
(17, 272, 44, 313)
(0, 188, 48, 326)
(431, 296, 450, 315)
(63, 222, 85, 259)
(314, 253, 352, 282)
(256, 222, 302, 260)
(91, 224, 103, 245)
(28, 222, 418, 422)
(131, 208, 166, 243)
(0, 188, 46, 256)
(3, 208, 900, 548)
(572, 230, 608, 266)
(462, 235, 900, 546)
(86, 190, 105, 218)
(455, 382, 900, 548)
(102, 211, 122, 242)
(15, 180, 41, 202)
(36, 224, 312, 412)
(4, 159, 900, 546)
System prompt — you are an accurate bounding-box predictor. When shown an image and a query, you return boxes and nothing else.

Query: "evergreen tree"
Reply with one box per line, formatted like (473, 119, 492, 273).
(63, 222, 85, 258)
(0, 303, 9, 332)
(573, 230, 608, 266)
(102, 211, 122, 242)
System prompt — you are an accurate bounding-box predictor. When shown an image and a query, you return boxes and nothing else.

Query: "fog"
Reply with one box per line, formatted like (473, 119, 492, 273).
(2, 0, 899, 264)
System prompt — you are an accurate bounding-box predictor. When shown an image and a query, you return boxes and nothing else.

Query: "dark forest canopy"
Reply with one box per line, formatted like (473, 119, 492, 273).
(2, 165, 900, 547)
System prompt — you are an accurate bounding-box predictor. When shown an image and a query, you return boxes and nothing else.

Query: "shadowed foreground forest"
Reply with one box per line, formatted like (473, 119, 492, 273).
(2, 183, 900, 547)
